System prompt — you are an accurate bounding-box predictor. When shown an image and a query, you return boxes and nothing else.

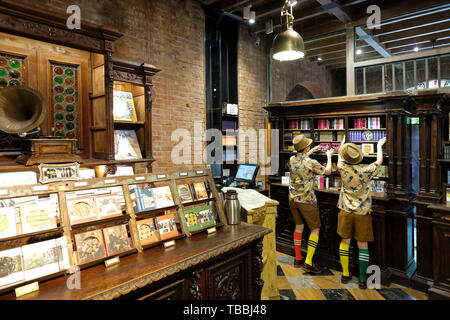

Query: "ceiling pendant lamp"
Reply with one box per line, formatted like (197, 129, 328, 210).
(272, 0, 305, 61)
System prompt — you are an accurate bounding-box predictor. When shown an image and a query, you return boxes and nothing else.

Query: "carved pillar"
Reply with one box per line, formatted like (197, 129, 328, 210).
(418, 111, 429, 194)
(189, 269, 203, 300)
(144, 82, 153, 160)
(104, 49, 115, 161)
(396, 113, 405, 191)
(429, 111, 441, 195)
(401, 112, 411, 196)
(252, 240, 264, 299)
(386, 112, 396, 192)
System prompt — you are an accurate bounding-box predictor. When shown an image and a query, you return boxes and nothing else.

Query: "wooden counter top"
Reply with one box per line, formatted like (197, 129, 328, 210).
(0, 223, 271, 300)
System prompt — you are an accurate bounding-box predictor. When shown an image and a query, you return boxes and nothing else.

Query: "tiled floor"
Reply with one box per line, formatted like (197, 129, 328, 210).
(276, 251, 428, 300)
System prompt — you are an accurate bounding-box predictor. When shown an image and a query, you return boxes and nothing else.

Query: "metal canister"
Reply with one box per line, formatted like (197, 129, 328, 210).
(224, 189, 241, 225)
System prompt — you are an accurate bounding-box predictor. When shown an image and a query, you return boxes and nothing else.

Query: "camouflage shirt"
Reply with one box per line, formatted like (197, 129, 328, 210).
(289, 154, 326, 204)
(337, 158, 380, 215)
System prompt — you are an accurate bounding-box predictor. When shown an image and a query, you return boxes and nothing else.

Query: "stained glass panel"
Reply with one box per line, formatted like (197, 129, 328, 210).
(0, 53, 25, 151)
(51, 63, 78, 139)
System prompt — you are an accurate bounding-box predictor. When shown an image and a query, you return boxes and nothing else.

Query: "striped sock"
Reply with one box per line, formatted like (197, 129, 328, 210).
(305, 233, 319, 266)
(359, 249, 370, 282)
(339, 242, 350, 277)
(293, 232, 303, 261)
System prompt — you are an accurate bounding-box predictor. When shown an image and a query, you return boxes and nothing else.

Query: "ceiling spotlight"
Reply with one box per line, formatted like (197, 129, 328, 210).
(318, 57, 323, 61)
(272, 0, 305, 61)
(414, 46, 419, 52)
(356, 49, 362, 55)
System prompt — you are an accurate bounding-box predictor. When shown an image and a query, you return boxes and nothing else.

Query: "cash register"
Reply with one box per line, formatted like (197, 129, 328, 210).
(227, 164, 259, 189)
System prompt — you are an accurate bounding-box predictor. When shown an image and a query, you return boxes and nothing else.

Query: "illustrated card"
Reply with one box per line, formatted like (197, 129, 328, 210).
(102, 224, 132, 257)
(74, 229, 107, 265)
(136, 218, 159, 246)
(155, 214, 178, 240)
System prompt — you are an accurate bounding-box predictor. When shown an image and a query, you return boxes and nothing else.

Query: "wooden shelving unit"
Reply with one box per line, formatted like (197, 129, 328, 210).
(0, 168, 227, 295)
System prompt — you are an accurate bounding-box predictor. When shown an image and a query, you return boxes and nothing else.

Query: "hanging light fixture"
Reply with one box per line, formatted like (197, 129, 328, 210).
(272, 0, 305, 61)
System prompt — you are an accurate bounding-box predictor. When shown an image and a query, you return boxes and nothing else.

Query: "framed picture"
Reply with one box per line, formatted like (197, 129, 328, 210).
(20, 196, 59, 234)
(22, 239, 63, 281)
(113, 91, 138, 122)
(102, 224, 132, 257)
(136, 218, 159, 246)
(0, 206, 17, 239)
(155, 214, 178, 240)
(114, 130, 142, 160)
(193, 182, 208, 200)
(66, 195, 97, 225)
(152, 186, 175, 208)
(0, 247, 24, 289)
(74, 229, 107, 265)
(177, 184, 193, 203)
(95, 194, 122, 220)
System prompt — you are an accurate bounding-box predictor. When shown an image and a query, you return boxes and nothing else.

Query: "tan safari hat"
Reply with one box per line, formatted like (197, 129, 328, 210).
(339, 143, 363, 164)
(293, 134, 313, 152)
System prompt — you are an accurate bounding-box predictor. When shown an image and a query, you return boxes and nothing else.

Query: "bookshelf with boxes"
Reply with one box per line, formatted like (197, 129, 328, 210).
(0, 168, 227, 296)
(280, 114, 389, 195)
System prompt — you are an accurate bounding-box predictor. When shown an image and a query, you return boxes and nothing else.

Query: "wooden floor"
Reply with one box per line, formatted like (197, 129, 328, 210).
(275, 251, 428, 300)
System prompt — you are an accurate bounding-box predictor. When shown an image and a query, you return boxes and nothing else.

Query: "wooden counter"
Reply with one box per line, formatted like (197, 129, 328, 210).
(0, 223, 271, 300)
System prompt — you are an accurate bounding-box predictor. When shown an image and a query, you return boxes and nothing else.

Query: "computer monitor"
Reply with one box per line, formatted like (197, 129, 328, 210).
(235, 164, 259, 184)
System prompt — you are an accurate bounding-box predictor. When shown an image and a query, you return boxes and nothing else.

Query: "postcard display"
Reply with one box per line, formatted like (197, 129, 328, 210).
(0, 168, 226, 294)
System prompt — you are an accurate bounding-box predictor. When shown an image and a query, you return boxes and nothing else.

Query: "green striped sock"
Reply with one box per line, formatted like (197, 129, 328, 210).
(359, 249, 370, 282)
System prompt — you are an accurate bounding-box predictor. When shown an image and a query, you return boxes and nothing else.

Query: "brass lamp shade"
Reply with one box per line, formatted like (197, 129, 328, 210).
(272, 28, 305, 61)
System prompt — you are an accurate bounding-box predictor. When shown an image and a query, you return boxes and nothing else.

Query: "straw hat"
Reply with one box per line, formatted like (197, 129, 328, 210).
(293, 134, 313, 151)
(339, 143, 363, 164)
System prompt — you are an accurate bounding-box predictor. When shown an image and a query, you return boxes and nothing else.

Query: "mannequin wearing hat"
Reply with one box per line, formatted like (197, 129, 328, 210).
(336, 136, 386, 289)
(289, 134, 334, 273)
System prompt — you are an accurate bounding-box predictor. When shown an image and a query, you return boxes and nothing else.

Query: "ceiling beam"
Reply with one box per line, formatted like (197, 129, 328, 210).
(372, 11, 450, 38)
(254, 0, 368, 34)
(352, 0, 450, 26)
(315, 0, 352, 23)
(355, 26, 391, 57)
(315, 1, 391, 58)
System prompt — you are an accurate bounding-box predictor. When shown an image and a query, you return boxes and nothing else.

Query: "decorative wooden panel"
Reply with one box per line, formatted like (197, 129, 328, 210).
(0, 52, 27, 151)
(50, 62, 79, 139)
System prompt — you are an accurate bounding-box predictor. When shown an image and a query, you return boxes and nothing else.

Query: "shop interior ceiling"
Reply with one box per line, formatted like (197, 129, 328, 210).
(197, 0, 450, 69)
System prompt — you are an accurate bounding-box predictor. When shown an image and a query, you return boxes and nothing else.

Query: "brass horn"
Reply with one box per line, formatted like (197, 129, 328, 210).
(0, 85, 46, 135)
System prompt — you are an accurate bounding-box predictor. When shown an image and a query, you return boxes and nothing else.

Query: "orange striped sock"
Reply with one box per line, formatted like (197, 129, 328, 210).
(293, 232, 303, 261)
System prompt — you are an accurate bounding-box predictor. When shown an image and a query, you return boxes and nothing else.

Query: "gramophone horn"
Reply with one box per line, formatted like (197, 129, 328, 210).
(0, 86, 47, 134)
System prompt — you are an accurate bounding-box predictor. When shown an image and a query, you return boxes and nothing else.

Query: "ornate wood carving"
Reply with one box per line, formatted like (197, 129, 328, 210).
(214, 265, 241, 300)
(0, 3, 121, 54)
(85, 229, 269, 300)
(189, 269, 202, 300)
(253, 240, 264, 298)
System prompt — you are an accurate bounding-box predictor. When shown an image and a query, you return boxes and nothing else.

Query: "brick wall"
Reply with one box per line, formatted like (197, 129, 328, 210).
(237, 26, 269, 183)
(17, 0, 206, 173)
(271, 57, 336, 101)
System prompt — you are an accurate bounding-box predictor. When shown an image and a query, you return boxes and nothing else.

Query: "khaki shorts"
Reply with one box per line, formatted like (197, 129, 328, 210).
(289, 200, 322, 230)
(337, 210, 374, 242)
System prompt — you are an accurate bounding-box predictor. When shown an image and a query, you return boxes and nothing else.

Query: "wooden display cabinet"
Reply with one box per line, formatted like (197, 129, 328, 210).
(0, 168, 228, 296)
(265, 90, 449, 291)
(91, 56, 160, 164)
(0, 2, 161, 175)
